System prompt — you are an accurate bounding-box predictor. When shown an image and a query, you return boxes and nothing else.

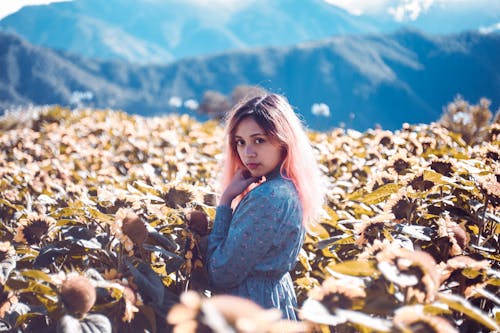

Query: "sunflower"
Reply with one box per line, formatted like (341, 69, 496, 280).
(355, 214, 394, 246)
(486, 123, 500, 142)
(365, 171, 396, 192)
(478, 143, 499, 163)
(308, 277, 366, 310)
(0, 241, 15, 260)
(13, 213, 57, 246)
(0, 284, 17, 318)
(111, 208, 147, 253)
(120, 284, 142, 323)
(373, 130, 394, 148)
(166, 290, 201, 326)
(393, 305, 458, 333)
(386, 151, 415, 176)
(435, 216, 469, 257)
(162, 185, 197, 209)
(384, 190, 417, 221)
(376, 247, 440, 303)
(476, 172, 500, 207)
(0, 241, 15, 282)
(358, 239, 395, 261)
(408, 173, 435, 192)
(429, 159, 454, 177)
(437, 255, 490, 287)
(59, 274, 96, 319)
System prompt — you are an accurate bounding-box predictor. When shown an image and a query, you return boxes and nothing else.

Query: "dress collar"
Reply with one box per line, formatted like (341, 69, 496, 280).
(265, 164, 284, 180)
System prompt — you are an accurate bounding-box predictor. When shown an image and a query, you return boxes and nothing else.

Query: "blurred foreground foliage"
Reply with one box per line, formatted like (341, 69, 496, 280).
(0, 103, 498, 333)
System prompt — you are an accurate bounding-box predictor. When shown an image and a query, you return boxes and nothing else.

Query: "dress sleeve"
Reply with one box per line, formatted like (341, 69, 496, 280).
(206, 193, 281, 289)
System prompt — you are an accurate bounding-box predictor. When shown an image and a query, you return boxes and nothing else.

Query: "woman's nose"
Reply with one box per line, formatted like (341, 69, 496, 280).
(245, 145, 256, 156)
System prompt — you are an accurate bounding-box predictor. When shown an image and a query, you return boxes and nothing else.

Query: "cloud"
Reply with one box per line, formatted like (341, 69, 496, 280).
(479, 21, 500, 34)
(324, 0, 498, 21)
(0, 0, 71, 20)
(387, 0, 434, 22)
(324, 0, 391, 16)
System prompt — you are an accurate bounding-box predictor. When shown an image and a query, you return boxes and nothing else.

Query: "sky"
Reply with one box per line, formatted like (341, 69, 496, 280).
(0, 0, 70, 20)
(0, 0, 498, 23)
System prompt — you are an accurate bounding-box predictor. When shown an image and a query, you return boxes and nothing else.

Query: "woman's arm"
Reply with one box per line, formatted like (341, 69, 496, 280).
(206, 191, 283, 289)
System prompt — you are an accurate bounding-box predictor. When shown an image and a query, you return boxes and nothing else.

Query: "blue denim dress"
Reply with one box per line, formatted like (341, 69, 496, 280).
(206, 168, 305, 320)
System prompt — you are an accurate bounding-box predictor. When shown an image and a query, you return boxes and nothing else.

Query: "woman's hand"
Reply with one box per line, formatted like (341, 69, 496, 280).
(219, 169, 261, 206)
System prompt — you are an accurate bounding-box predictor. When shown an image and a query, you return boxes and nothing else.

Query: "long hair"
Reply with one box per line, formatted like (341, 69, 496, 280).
(220, 93, 325, 226)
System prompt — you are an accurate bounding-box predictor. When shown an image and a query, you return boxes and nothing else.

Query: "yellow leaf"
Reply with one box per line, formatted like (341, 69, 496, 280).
(21, 270, 53, 284)
(307, 221, 330, 239)
(438, 293, 500, 332)
(295, 276, 319, 289)
(333, 235, 355, 245)
(468, 225, 480, 235)
(298, 249, 312, 271)
(355, 183, 400, 205)
(326, 260, 379, 277)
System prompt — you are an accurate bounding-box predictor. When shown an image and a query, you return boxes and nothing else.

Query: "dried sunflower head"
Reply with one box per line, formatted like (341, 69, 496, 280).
(0, 284, 17, 318)
(436, 216, 469, 257)
(393, 305, 458, 333)
(429, 159, 454, 177)
(162, 185, 197, 209)
(486, 123, 500, 141)
(112, 208, 146, 253)
(437, 255, 490, 286)
(408, 173, 435, 192)
(358, 239, 395, 261)
(0, 241, 15, 260)
(355, 214, 393, 246)
(308, 277, 366, 310)
(384, 191, 417, 221)
(376, 247, 440, 304)
(119, 284, 142, 323)
(187, 210, 210, 236)
(374, 130, 394, 148)
(13, 213, 57, 246)
(166, 290, 201, 326)
(121, 211, 148, 246)
(60, 274, 96, 318)
(479, 143, 499, 163)
(476, 172, 500, 207)
(386, 151, 414, 176)
(365, 171, 396, 192)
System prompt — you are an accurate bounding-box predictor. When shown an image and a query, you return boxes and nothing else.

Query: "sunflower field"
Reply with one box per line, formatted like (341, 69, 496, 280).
(0, 105, 498, 333)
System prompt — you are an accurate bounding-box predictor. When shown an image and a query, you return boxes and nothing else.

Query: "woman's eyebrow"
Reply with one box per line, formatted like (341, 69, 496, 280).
(235, 133, 265, 138)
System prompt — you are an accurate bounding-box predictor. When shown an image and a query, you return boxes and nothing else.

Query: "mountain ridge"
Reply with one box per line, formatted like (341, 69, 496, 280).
(1, 29, 499, 131)
(3, 0, 499, 64)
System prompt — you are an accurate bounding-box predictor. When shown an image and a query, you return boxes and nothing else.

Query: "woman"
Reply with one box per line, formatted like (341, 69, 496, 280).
(206, 93, 324, 320)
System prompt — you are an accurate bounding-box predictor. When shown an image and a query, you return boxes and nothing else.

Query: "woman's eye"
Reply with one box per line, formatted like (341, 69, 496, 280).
(236, 139, 245, 146)
(255, 138, 265, 144)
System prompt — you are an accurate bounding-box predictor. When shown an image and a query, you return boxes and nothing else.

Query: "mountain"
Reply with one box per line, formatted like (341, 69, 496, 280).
(0, 0, 382, 64)
(1, 29, 499, 131)
(1, 0, 500, 64)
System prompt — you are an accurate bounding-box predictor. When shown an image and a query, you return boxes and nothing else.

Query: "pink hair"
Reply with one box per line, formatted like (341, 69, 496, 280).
(220, 93, 325, 226)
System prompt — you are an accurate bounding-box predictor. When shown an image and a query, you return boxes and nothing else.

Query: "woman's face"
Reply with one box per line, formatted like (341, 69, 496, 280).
(234, 117, 283, 178)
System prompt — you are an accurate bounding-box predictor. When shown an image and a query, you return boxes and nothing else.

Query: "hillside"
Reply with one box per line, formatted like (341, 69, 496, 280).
(1, 0, 499, 63)
(1, 30, 500, 131)
(0, 0, 384, 63)
(0, 106, 498, 332)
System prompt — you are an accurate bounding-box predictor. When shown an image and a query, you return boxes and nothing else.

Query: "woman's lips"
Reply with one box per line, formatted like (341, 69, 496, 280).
(246, 163, 259, 170)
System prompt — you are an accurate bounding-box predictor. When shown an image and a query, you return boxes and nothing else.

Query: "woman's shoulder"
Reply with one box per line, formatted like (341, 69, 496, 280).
(250, 176, 299, 203)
